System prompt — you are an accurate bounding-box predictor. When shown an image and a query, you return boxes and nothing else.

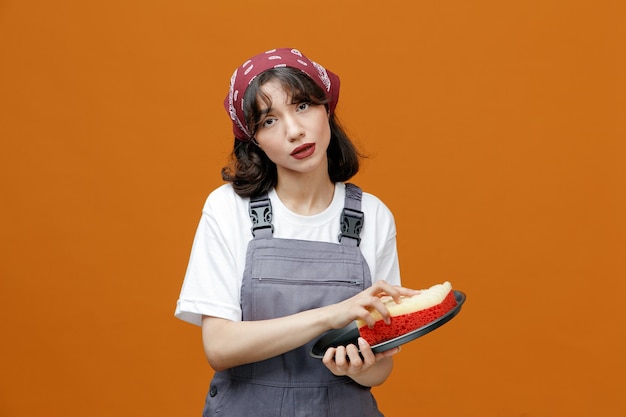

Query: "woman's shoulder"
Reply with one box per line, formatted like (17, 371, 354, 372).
(348, 184, 397, 249)
(199, 183, 253, 239)
(206, 183, 246, 202)
(203, 183, 250, 214)
(352, 185, 393, 216)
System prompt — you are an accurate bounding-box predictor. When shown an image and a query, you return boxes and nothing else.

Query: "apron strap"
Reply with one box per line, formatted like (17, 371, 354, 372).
(249, 184, 365, 245)
(249, 194, 274, 239)
(339, 183, 364, 247)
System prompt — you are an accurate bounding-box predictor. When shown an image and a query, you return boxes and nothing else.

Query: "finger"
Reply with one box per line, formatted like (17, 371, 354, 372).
(333, 345, 348, 368)
(322, 347, 336, 367)
(369, 280, 394, 296)
(383, 285, 419, 304)
(370, 281, 418, 304)
(368, 296, 392, 325)
(375, 346, 401, 360)
(357, 337, 377, 364)
(345, 343, 363, 368)
(357, 296, 393, 327)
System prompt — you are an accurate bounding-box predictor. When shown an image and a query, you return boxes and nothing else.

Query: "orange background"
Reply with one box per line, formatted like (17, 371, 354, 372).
(1, 1, 625, 416)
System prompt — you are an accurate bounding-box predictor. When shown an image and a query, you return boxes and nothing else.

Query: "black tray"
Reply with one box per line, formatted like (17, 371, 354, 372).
(309, 290, 466, 358)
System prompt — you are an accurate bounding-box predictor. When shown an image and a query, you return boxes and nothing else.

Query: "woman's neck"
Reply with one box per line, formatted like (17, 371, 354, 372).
(274, 174, 335, 216)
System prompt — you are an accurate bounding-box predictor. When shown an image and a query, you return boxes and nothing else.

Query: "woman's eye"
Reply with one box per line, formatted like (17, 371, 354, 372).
(296, 103, 309, 111)
(261, 118, 276, 128)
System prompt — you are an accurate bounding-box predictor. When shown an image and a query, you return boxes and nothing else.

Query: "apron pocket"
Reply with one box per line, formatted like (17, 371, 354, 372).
(248, 257, 364, 320)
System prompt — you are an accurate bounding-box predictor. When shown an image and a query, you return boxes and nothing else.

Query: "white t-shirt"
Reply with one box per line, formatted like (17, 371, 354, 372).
(175, 182, 401, 326)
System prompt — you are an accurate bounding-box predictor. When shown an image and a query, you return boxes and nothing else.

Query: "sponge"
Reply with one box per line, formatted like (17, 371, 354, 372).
(356, 282, 457, 346)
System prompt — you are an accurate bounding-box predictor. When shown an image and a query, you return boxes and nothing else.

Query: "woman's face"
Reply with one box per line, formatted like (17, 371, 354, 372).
(253, 79, 331, 179)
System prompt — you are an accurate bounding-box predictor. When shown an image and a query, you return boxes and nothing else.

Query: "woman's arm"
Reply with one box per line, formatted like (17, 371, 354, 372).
(202, 308, 338, 372)
(201, 280, 417, 372)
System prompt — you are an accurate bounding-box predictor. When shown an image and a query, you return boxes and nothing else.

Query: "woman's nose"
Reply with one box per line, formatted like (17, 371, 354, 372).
(284, 115, 305, 141)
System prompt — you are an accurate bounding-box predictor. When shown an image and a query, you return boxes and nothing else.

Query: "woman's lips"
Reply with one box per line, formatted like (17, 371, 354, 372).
(290, 143, 316, 159)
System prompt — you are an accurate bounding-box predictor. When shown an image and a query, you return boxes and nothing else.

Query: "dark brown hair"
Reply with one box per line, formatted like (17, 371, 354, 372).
(221, 67, 363, 198)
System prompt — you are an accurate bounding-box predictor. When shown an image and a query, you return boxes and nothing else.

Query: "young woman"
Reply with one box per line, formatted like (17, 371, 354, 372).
(175, 48, 416, 417)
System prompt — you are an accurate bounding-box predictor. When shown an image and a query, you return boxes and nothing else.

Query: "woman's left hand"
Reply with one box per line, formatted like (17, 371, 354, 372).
(322, 337, 400, 385)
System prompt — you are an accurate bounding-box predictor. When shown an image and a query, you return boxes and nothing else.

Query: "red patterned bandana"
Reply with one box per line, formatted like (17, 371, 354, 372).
(224, 48, 340, 141)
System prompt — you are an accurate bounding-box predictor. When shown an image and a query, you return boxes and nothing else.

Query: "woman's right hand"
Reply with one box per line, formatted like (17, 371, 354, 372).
(323, 280, 419, 330)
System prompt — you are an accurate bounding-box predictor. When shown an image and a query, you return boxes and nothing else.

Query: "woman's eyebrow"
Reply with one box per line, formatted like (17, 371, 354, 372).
(258, 107, 272, 116)
(289, 94, 306, 104)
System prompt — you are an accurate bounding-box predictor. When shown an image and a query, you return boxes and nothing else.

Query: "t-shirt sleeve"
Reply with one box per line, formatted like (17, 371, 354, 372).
(374, 205, 401, 287)
(174, 189, 244, 326)
(362, 191, 402, 287)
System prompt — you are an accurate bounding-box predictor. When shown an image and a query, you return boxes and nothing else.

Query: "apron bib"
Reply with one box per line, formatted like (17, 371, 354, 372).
(203, 184, 384, 417)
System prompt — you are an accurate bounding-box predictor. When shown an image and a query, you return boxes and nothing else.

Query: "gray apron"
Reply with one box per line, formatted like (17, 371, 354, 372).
(203, 184, 384, 417)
